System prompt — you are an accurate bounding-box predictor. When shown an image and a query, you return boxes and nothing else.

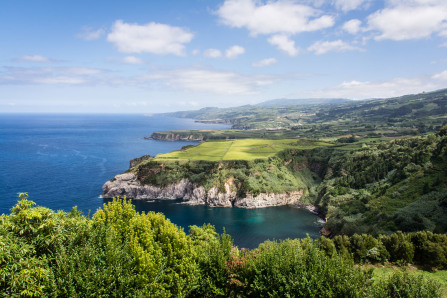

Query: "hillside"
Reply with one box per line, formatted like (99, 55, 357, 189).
(256, 97, 351, 107)
(106, 126, 447, 236)
(157, 88, 447, 137)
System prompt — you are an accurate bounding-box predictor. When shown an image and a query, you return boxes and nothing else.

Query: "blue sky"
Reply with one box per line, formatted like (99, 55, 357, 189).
(1, 0, 447, 113)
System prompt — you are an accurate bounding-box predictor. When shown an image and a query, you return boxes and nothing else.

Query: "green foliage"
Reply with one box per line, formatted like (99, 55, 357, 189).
(189, 224, 233, 297)
(369, 271, 441, 298)
(381, 231, 414, 265)
(161, 89, 447, 138)
(0, 230, 50, 297)
(91, 198, 197, 296)
(1, 195, 446, 296)
(226, 239, 373, 297)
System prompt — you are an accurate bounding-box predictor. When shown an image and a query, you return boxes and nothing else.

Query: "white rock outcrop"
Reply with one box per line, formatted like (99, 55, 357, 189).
(102, 173, 304, 209)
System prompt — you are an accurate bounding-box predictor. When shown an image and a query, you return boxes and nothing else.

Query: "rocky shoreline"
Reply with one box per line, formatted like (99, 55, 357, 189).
(102, 172, 310, 209)
(145, 132, 204, 141)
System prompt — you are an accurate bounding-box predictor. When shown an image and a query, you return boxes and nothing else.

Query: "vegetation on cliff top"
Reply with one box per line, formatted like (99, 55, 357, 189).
(132, 125, 447, 236)
(1, 196, 445, 297)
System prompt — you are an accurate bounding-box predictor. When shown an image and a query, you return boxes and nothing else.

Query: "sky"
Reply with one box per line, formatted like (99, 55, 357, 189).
(1, 0, 447, 113)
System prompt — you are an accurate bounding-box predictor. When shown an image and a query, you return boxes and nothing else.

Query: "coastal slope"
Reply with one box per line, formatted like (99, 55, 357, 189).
(103, 126, 447, 236)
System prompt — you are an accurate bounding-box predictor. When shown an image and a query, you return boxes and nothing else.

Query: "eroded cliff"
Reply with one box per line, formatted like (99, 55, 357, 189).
(102, 172, 305, 208)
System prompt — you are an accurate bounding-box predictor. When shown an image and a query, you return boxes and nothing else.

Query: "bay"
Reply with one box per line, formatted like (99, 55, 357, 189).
(0, 113, 323, 248)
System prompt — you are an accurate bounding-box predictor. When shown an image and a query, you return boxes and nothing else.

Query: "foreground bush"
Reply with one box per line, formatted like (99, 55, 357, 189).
(1, 196, 197, 297)
(0, 195, 443, 297)
(227, 238, 374, 297)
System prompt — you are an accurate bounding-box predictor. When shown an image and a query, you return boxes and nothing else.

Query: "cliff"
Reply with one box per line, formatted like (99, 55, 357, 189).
(102, 172, 304, 208)
(146, 132, 205, 141)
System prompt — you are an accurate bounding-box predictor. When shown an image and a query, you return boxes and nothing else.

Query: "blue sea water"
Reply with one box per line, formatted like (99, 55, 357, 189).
(0, 113, 323, 248)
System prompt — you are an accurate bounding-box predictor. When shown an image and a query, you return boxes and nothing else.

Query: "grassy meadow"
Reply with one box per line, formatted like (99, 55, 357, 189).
(154, 138, 331, 161)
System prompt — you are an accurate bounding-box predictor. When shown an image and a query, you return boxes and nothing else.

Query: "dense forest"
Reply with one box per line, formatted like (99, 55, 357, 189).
(1, 196, 445, 297)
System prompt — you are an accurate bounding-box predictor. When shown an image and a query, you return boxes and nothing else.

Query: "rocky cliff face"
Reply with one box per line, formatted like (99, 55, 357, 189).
(145, 133, 204, 141)
(102, 173, 304, 209)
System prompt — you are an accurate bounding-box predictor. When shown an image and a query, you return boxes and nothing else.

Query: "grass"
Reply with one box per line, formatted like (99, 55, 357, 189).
(154, 138, 331, 161)
(367, 265, 447, 297)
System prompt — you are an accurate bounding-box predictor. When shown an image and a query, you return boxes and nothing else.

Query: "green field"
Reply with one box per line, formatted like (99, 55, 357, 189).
(154, 138, 331, 161)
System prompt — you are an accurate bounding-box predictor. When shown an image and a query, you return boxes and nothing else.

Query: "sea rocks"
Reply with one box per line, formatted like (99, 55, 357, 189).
(102, 173, 306, 209)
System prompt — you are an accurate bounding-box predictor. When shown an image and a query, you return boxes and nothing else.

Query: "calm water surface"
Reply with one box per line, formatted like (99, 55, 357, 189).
(0, 114, 322, 248)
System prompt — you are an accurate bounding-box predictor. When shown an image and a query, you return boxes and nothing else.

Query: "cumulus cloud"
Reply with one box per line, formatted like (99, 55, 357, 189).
(204, 48, 222, 58)
(225, 45, 245, 59)
(19, 55, 52, 62)
(77, 27, 105, 41)
(252, 57, 277, 67)
(268, 35, 300, 56)
(0, 66, 104, 85)
(123, 56, 144, 64)
(367, 1, 447, 40)
(432, 70, 447, 80)
(302, 75, 443, 99)
(107, 20, 193, 55)
(215, 0, 334, 36)
(141, 68, 274, 95)
(342, 19, 362, 34)
(108, 56, 144, 64)
(334, 0, 368, 12)
(308, 40, 362, 55)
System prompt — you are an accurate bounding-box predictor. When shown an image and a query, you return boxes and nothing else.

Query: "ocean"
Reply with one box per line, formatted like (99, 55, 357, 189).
(0, 113, 323, 248)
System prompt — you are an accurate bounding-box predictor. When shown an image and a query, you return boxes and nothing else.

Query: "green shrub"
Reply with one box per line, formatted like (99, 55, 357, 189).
(369, 271, 441, 297)
(189, 224, 233, 297)
(228, 239, 373, 297)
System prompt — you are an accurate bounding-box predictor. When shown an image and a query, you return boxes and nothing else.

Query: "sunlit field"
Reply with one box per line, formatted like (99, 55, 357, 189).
(154, 138, 331, 161)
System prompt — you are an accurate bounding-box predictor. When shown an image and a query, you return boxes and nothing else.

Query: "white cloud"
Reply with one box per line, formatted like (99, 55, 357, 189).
(178, 101, 199, 107)
(342, 19, 362, 34)
(268, 35, 300, 56)
(302, 75, 440, 99)
(225, 45, 245, 59)
(123, 56, 144, 64)
(308, 40, 362, 55)
(77, 27, 105, 41)
(367, 1, 447, 40)
(19, 55, 51, 62)
(334, 0, 368, 12)
(141, 68, 274, 95)
(204, 48, 222, 58)
(0, 66, 103, 85)
(107, 20, 193, 55)
(432, 70, 447, 80)
(252, 57, 277, 67)
(33, 77, 86, 84)
(216, 0, 334, 36)
(66, 67, 103, 75)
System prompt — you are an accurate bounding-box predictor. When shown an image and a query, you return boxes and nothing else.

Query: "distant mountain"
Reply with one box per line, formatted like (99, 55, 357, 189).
(256, 98, 352, 107)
